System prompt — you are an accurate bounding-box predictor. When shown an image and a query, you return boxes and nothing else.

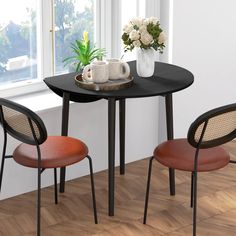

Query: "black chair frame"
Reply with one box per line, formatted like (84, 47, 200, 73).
(0, 98, 98, 236)
(143, 103, 236, 236)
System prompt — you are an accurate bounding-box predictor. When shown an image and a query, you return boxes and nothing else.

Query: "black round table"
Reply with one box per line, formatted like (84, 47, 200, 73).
(44, 61, 194, 216)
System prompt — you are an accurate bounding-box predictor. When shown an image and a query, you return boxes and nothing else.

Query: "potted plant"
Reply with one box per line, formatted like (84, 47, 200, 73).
(63, 31, 106, 72)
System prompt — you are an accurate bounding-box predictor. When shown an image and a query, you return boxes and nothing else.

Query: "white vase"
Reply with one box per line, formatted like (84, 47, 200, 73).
(136, 48, 155, 77)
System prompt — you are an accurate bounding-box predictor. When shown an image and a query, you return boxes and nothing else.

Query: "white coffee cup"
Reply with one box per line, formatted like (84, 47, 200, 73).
(83, 61, 109, 83)
(106, 59, 130, 80)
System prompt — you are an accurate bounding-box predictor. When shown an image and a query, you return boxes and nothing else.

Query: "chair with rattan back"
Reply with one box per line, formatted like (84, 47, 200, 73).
(143, 103, 236, 236)
(0, 98, 98, 236)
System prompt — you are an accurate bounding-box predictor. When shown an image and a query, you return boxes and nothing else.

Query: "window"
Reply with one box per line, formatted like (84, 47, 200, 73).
(0, 0, 96, 96)
(0, 0, 38, 87)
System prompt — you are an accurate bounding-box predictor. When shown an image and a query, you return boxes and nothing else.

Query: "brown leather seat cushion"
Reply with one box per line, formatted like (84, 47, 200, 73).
(13, 136, 88, 168)
(154, 139, 230, 172)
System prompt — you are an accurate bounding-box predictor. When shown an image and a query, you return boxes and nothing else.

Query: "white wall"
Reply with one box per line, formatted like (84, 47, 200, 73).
(171, 0, 236, 138)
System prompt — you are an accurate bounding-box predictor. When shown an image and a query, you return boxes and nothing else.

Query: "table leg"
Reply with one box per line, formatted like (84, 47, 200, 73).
(108, 98, 116, 216)
(60, 92, 70, 193)
(119, 99, 125, 175)
(165, 94, 175, 196)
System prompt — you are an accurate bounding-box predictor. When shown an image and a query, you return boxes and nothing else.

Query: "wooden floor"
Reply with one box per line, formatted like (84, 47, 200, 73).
(1, 142, 236, 235)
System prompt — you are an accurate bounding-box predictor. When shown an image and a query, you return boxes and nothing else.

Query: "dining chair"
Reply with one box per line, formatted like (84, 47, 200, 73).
(0, 98, 98, 236)
(143, 103, 236, 236)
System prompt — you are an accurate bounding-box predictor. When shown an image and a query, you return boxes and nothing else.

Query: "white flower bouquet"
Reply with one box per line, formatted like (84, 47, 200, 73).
(122, 17, 166, 53)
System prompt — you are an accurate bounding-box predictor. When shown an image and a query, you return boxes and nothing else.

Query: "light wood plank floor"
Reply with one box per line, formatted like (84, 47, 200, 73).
(1, 142, 236, 235)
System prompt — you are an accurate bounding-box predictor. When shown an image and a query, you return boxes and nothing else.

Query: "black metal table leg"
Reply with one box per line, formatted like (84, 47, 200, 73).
(59, 92, 70, 193)
(165, 94, 175, 196)
(119, 99, 125, 175)
(108, 98, 116, 216)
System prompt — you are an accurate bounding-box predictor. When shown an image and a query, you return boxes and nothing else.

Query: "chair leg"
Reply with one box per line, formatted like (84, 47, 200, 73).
(0, 134, 7, 192)
(0, 156, 6, 192)
(143, 156, 154, 224)
(54, 168, 58, 204)
(87, 155, 98, 224)
(190, 172, 194, 208)
(193, 171, 198, 236)
(37, 167, 41, 236)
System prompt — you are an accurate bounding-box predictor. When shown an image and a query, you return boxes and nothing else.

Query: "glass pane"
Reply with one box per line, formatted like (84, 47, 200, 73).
(54, 0, 95, 74)
(121, 0, 138, 29)
(0, 0, 38, 87)
(121, 0, 145, 61)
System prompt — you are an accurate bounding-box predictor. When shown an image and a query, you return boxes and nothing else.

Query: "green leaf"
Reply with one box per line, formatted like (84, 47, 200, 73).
(122, 33, 129, 42)
(75, 61, 82, 72)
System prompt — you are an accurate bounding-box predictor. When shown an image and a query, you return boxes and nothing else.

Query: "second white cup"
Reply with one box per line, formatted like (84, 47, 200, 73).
(106, 59, 130, 80)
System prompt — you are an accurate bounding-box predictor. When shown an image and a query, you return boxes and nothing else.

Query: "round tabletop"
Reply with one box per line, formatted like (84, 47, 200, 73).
(44, 61, 194, 102)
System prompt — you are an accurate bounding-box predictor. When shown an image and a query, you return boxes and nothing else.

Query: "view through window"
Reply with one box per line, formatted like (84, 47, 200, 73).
(0, 0, 38, 87)
(54, 0, 95, 74)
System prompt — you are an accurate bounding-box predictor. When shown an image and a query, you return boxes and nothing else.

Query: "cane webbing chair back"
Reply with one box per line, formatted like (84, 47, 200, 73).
(0, 98, 47, 145)
(188, 103, 236, 149)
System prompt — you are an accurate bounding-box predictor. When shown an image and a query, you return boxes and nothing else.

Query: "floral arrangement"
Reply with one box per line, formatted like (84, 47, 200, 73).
(63, 31, 106, 72)
(122, 17, 166, 53)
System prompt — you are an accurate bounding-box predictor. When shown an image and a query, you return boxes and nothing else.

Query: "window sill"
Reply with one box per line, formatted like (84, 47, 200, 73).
(0, 79, 48, 98)
(11, 89, 64, 113)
